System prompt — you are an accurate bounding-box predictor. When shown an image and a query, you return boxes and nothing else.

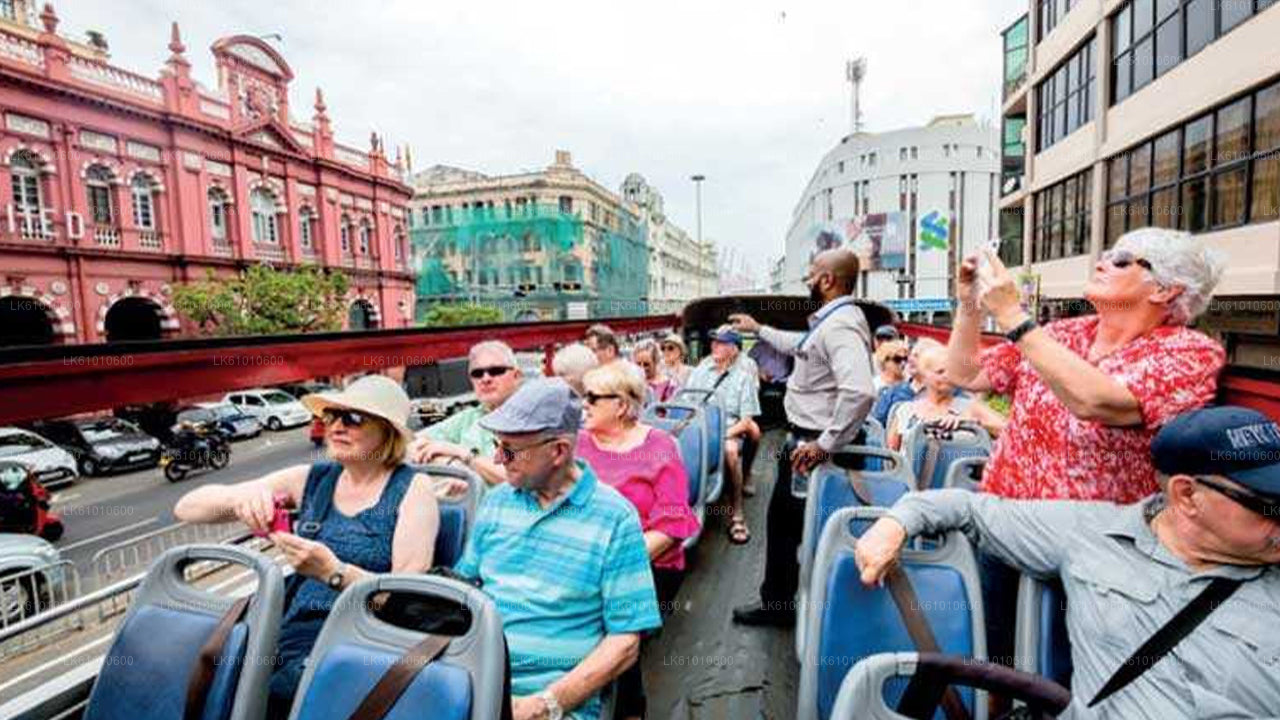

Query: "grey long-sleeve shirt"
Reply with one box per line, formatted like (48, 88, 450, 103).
(757, 297, 875, 452)
(888, 490, 1280, 720)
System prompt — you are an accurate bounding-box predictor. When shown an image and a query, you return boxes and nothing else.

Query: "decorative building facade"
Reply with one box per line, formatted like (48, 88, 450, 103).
(620, 173, 717, 314)
(0, 2, 414, 346)
(409, 151, 650, 321)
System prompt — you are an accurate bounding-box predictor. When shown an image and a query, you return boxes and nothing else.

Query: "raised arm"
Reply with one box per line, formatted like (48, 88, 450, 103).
(947, 254, 993, 391)
(729, 313, 805, 355)
(173, 463, 308, 533)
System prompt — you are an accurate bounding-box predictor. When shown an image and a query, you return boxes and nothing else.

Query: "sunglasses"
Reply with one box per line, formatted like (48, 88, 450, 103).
(321, 408, 370, 428)
(886, 355, 909, 364)
(584, 392, 622, 405)
(1101, 249, 1153, 272)
(1194, 476, 1280, 518)
(469, 366, 512, 380)
(495, 436, 560, 463)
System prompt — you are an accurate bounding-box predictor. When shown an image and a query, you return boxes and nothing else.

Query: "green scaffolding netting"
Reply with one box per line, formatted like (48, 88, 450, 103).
(411, 203, 649, 319)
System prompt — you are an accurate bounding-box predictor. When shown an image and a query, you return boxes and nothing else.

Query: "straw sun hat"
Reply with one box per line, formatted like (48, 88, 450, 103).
(300, 375, 412, 441)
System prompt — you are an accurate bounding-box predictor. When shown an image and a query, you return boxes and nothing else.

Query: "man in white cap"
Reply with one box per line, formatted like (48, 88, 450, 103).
(454, 378, 661, 720)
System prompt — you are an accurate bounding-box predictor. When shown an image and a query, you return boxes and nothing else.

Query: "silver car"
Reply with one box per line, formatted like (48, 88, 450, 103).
(0, 533, 64, 623)
(0, 427, 78, 489)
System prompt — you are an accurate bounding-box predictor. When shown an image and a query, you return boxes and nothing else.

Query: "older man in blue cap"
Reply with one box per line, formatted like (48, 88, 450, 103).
(856, 405, 1280, 719)
(454, 378, 661, 720)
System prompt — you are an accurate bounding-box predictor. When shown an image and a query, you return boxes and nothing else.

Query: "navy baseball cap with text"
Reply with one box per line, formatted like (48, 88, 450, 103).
(1151, 406, 1280, 499)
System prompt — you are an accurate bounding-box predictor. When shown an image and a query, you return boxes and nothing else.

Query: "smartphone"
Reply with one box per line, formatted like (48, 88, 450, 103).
(255, 492, 294, 537)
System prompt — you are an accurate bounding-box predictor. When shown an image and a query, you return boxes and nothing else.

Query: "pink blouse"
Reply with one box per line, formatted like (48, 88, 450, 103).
(577, 426, 702, 570)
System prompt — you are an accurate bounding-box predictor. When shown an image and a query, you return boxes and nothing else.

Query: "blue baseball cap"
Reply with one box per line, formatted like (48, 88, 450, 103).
(479, 378, 581, 435)
(711, 325, 742, 347)
(1151, 406, 1280, 499)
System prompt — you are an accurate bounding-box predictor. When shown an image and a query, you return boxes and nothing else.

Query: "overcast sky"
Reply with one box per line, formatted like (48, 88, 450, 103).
(61, 0, 1026, 283)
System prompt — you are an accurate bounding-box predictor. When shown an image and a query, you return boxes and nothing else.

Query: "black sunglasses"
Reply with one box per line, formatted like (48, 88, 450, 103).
(495, 436, 560, 463)
(469, 366, 512, 380)
(584, 392, 622, 405)
(1102, 249, 1153, 272)
(321, 408, 370, 428)
(1194, 476, 1280, 518)
(887, 354, 909, 363)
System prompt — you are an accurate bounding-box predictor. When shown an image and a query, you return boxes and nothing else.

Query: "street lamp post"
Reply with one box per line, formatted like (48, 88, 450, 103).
(691, 174, 705, 298)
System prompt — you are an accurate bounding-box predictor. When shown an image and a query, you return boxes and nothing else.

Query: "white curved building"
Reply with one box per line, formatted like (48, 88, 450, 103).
(782, 114, 1000, 319)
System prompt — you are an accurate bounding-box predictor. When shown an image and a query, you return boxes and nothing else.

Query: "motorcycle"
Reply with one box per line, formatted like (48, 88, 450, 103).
(161, 421, 231, 482)
(0, 460, 64, 542)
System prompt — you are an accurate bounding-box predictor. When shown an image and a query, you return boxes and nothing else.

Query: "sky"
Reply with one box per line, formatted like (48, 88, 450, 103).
(59, 0, 1027, 284)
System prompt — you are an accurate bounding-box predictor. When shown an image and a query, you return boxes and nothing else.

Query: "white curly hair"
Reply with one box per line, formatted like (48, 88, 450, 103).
(1114, 227, 1224, 325)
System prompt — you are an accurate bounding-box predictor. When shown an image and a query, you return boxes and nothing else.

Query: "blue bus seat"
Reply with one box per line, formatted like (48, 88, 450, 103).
(672, 388, 726, 504)
(942, 456, 986, 492)
(1014, 575, 1073, 689)
(291, 575, 506, 720)
(797, 507, 987, 720)
(85, 545, 284, 720)
(641, 402, 708, 548)
(902, 421, 992, 491)
(408, 463, 482, 568)
(795, 446, 911, 658)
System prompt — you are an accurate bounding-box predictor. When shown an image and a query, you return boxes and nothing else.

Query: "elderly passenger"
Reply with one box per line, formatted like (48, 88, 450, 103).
(632, 339, 677, 403)
(174, 376, 440, 718)
(553, 342, 600, 396)
(885, 344, 973, 451)
(685, 326, 761, 544)
(409, 340, 522, 487)
(659, 333, 692, 388)
(455, 379, 661, 720)
(584, 324, 622, 366)
(857, 405, 1280, 720)
(873, 339, 909, 393)
(949, 227, 1226, 503)
(576, 363, 699, 720)
(871, 337, 943, 427)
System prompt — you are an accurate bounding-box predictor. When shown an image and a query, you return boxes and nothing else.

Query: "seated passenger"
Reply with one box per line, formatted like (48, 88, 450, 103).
(173, 376, 439, 719)
(685, 326, 761, 543)
(455, 378, 661, 720)
(409, 340, 522, 488)
(632, 339, 677, 403)
(576, 363, 700, 720)
(872, 324, 900, 355)
(659, 333, 692, 389)
(871, 337, 941, 427)
(553, 342, 600, 396)
(885, 344, 977, 451)
(872, 339, 908, 393)
(856, 406, 1280, 720)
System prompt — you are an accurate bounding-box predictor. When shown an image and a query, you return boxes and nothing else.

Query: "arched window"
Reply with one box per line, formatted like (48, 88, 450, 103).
(393, 225, 405, 260)
(131, 175, 156, 229)
(298, 207, 315, 251)
(250, 188, 278, 245)
(85, 166, 115, 225)
(339, 214, 352, 253)
(208, 188, 229, 242)
(358, 221, 371, 255)
(9, 151, 44, 233)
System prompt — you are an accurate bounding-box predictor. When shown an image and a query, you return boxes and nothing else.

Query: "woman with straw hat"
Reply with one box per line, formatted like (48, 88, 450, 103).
(175, 374, 441, 718)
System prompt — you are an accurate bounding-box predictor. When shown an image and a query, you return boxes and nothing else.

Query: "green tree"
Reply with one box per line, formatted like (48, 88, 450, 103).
(420, 302, 503, 327)
(173, 265, 351, 336)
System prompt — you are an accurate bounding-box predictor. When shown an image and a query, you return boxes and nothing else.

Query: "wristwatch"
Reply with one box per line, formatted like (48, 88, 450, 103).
(537, 689, 563, 720)
(327, 562, 346, 590)
(1005, 317, 1038, 344)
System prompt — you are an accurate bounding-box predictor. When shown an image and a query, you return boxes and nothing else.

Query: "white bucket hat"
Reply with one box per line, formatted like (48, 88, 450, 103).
(300, 375, 412, 440)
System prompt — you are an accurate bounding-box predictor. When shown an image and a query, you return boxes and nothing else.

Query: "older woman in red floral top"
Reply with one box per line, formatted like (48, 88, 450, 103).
(948, 228, 1226, 502)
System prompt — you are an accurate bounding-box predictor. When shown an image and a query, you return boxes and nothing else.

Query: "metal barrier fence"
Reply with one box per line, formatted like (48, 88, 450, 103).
(0, 561, 82, 650)
(89, 521, 245, 590)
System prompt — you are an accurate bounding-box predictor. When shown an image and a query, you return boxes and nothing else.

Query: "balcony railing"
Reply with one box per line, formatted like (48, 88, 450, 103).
(93, 225, 121, 247)
(138, 230, 162, 250)
(211, 242, 234, 257)
(255, 244, 286, 261)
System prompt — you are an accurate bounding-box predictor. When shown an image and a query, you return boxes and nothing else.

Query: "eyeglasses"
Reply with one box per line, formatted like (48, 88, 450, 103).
(321, 408, 370, 428)
(1101, 249, 1154, 272)
(1194, 475, 1280, 518)
(885, 355, 909, 364)
(495, 436, 560, 463)
(469, 366, 512, 380)
(637, 360, 655, 368)
(661, 344, 678, 351)
(584, 392, 622, 405)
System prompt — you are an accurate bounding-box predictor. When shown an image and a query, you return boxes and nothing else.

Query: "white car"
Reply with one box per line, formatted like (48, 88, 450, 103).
(223, 389, 312, 431)
(0, 533, 65, 621)
(0, 427, 78, 489)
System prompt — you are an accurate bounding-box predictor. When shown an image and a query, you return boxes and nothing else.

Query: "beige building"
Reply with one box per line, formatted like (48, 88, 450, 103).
(621, 173, 718, 314)
(1000, 1, 1280, 360)
(408, 151, 649, 321)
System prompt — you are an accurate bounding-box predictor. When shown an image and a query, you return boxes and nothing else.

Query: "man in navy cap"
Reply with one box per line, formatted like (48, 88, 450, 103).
(454, 378, 661, 720)
(855, 405, 1280, 719)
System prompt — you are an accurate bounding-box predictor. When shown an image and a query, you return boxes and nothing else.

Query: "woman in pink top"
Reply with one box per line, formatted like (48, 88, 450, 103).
(578, 362, 700, 720)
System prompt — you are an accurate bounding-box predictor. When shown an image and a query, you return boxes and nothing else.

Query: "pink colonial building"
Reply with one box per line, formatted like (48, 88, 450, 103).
(0, 2, 415, 346)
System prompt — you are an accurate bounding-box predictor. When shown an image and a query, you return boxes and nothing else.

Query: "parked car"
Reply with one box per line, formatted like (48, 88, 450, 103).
(0, 532, 64, 621)
(275, 381, 338, 400)
(0, 427, 78, 489)
(223, 389, 312, 431)
(175, 403, 262, 441)
(309, 416, 326, 446)
(30, 418, 162, 477)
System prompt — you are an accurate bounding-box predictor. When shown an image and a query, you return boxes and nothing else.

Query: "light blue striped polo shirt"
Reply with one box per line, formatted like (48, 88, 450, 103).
(455, 460, 661, 720)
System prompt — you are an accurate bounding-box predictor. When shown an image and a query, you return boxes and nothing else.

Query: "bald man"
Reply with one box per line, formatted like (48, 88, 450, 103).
(729, 248, 877, 627)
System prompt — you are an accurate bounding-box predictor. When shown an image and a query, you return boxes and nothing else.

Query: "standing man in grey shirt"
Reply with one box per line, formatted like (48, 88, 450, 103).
(856, 406, 1280, 719)
(729, 247, 877, 627)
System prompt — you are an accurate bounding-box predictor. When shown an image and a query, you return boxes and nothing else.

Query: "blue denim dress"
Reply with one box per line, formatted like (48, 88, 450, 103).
(266, 461, 414, 716)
